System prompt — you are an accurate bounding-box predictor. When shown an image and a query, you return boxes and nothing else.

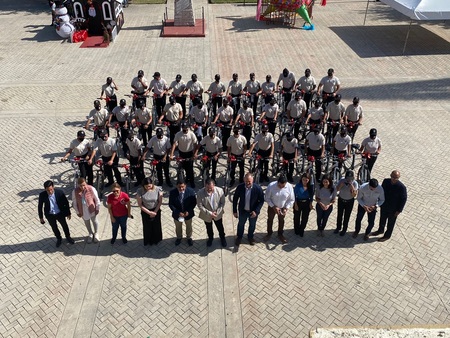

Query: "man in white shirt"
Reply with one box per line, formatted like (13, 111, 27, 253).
(354, 178, 385, 240)
(263, 175, 295, 243)
(149, 71, 169, 120)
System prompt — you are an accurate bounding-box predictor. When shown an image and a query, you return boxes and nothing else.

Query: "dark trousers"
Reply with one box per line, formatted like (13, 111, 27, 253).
(129, 155, 144, 184)
(282, 88, 292, 112)
(142, 209, 162, 245)
(168, 121, 180, 145)
(112, 215, 127, 240)
(175, 96, 187, 117)
(79, 160, 94, 185)
(293, 200, 311, 236)
(367, 154, 377, 173)
(230, 155, 244, 182)
(282, 151, 295, 180)
(179, 150, 195, 185)
(293, 120, 302, 140)
(46, 213, 71, 239)
(212, 96, 223, 118)
(347, 122, 359, 140)
(220, 124, 231, 151)
(257, 148, 271, 177)
(154, 154, 171, 183)
(102, 155, 122, 185)
(267, 206, 286, 235)
(303, 92, 312, 109)
(327, 119, 340, 140)
(107, 94, 117, 112)
(307, 148, 323, 181)
(267, 118, 277, 135)
(248, 93, 258, 116)
(205, 151, 218, 180)
(316, 205, 333, 230)
(230, 95, 241, 118)
(119, 125, 130, 155)
(155, 95, 166, 120)
(205, 218, 225, 239)
(336, 197, 355, 234)
(264, 94, 274, 105)
(237, 210, 257, 239)
(355, 204, 377, 235)
(377, 208, 398, 239)
(243, 125, 252, 146)
(139, 125, 152, 147)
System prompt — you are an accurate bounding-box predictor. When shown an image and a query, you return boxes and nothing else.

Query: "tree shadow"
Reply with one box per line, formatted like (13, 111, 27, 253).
(0, 0, 48, 15)
(62, 120, 87, 128)
(120, 25, 162, 31)
(22, 25, 65, 43)
(330, 24, 450, 57)
(217, 15, 298, 33)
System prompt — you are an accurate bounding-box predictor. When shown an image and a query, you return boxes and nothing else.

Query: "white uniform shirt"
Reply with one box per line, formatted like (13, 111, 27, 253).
(170, 80, 186, 96)
(147, 135, 171, 156)
(333, 134, 352, 151)
(190, 105, 208, 123)
(308, 107, 325, 120)
(208, 81, 226, 95)
(306, 133, 325, 151)
(361, 136, 382, 154)
(345, 104, 363, 122)
(262, 103, 279, 119)
(277, 72, 296, 89)
(217, 106, 234, 122)
(228, 80, 243, 95)
(135, 107, 152, 124)
(253, 132, 274, 151)
(94, 137, 117, 157)
(101, 83, 115, 98)
(88, 108, 109, 127)
(227, 135, 247, 155)
(149, 78, 168, 95)
(245, 80, 260, 94)
(261, 81, 275, 95)
(238, 107, 253, 124)
(320, 76, 340, 93)
(296, 75, 316, 92)
(326, 102, 345, 121)
(287, 99, 307, 118)
(265, 181, 295, 209)
(112, 106, 130, 123)
(186, 80, 204, 96)
(174, 130, 197, 152)
(131, 76, 149, 93)
(69, 139, 91, 157)
(200, 135, 221, 153)
(126, 137, 142, 157)
(281, 137, 298, 154)
(164, 103, 183, 121)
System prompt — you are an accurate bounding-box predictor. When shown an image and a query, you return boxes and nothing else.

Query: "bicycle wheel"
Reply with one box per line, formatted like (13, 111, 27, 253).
(308, 168, 316, 193)
(73, 172, 80, 190)
(223, 169, 230, 196)
(177, 168, 186, 182)
(124, 177, 130, 195)
(254, 168, 261, 184)
(358, 165, 370, 184)
(96, 173, 104, 198)
(332, 166, 341, 186)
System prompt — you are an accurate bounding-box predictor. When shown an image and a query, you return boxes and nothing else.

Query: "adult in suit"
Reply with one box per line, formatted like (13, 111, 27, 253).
(371, 170, 407, 242)
(232, 173, 264, 246)
(38, 180, 74, 247)
(169, 179, 197, 246)
(197, 178, 227, 247)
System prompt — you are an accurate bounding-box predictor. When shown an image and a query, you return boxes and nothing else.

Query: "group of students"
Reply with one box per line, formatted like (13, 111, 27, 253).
(38, 166, 407, 248)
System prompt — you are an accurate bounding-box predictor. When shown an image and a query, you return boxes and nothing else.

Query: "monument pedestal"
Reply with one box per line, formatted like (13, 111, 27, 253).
(161, 0, 205, 37)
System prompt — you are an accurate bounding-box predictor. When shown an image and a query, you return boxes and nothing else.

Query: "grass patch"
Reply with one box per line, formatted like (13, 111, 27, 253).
(129, 0, 167, 4)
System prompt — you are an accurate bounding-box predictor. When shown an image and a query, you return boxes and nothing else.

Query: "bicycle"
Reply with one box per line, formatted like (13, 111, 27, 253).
(327, 153, 352, 186)
(325, 120, 342, 146)
(173, 157, 193, 182)
(354, 152, 371, 185)
(223, 155, 244, 197)
(94, 159, 106, 198)
(249, 152, 271, 184)
(145, 157, 160, 184)
(63, 157, 85, 189)
(197, 154, 214, 187)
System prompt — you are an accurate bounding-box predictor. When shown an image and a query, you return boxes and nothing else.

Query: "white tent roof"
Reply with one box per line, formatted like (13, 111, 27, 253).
(381, 0, 450, 20)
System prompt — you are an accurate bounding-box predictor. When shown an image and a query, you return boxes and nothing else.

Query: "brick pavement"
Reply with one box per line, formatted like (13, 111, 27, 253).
(0, 0, 449, 337)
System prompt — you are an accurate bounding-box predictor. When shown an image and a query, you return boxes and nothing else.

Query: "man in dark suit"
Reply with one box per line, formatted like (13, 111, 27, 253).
(169, 179, 197, 246)
(232, 172, 264, 246)
(371, 170, 407, 242)
(38, 180, 74, 247)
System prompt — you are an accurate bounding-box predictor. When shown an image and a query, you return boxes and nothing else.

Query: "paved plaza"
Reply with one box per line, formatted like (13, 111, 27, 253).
(0, 0, 450, 337)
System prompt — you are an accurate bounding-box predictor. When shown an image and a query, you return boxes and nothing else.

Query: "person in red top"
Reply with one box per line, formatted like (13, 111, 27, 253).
(107, 183, 132, 244)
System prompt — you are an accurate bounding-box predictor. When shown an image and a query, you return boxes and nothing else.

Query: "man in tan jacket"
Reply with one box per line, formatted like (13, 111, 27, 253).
(197, 178, 227, 247)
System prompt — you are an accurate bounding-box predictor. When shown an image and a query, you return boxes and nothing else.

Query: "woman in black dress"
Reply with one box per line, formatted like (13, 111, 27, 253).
(136, 177, 163, 245)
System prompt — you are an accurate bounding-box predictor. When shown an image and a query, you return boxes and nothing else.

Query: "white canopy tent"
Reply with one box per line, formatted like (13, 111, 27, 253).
(363, 0, 450, 54)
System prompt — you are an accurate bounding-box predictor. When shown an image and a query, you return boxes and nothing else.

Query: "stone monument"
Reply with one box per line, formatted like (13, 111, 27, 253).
(174, 0, 195, 26)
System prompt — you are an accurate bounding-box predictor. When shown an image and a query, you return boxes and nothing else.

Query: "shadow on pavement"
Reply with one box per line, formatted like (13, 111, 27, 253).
(330, 25, 450, 57)
(217, 15, 295, 33)
(22, 25, 64, 42)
